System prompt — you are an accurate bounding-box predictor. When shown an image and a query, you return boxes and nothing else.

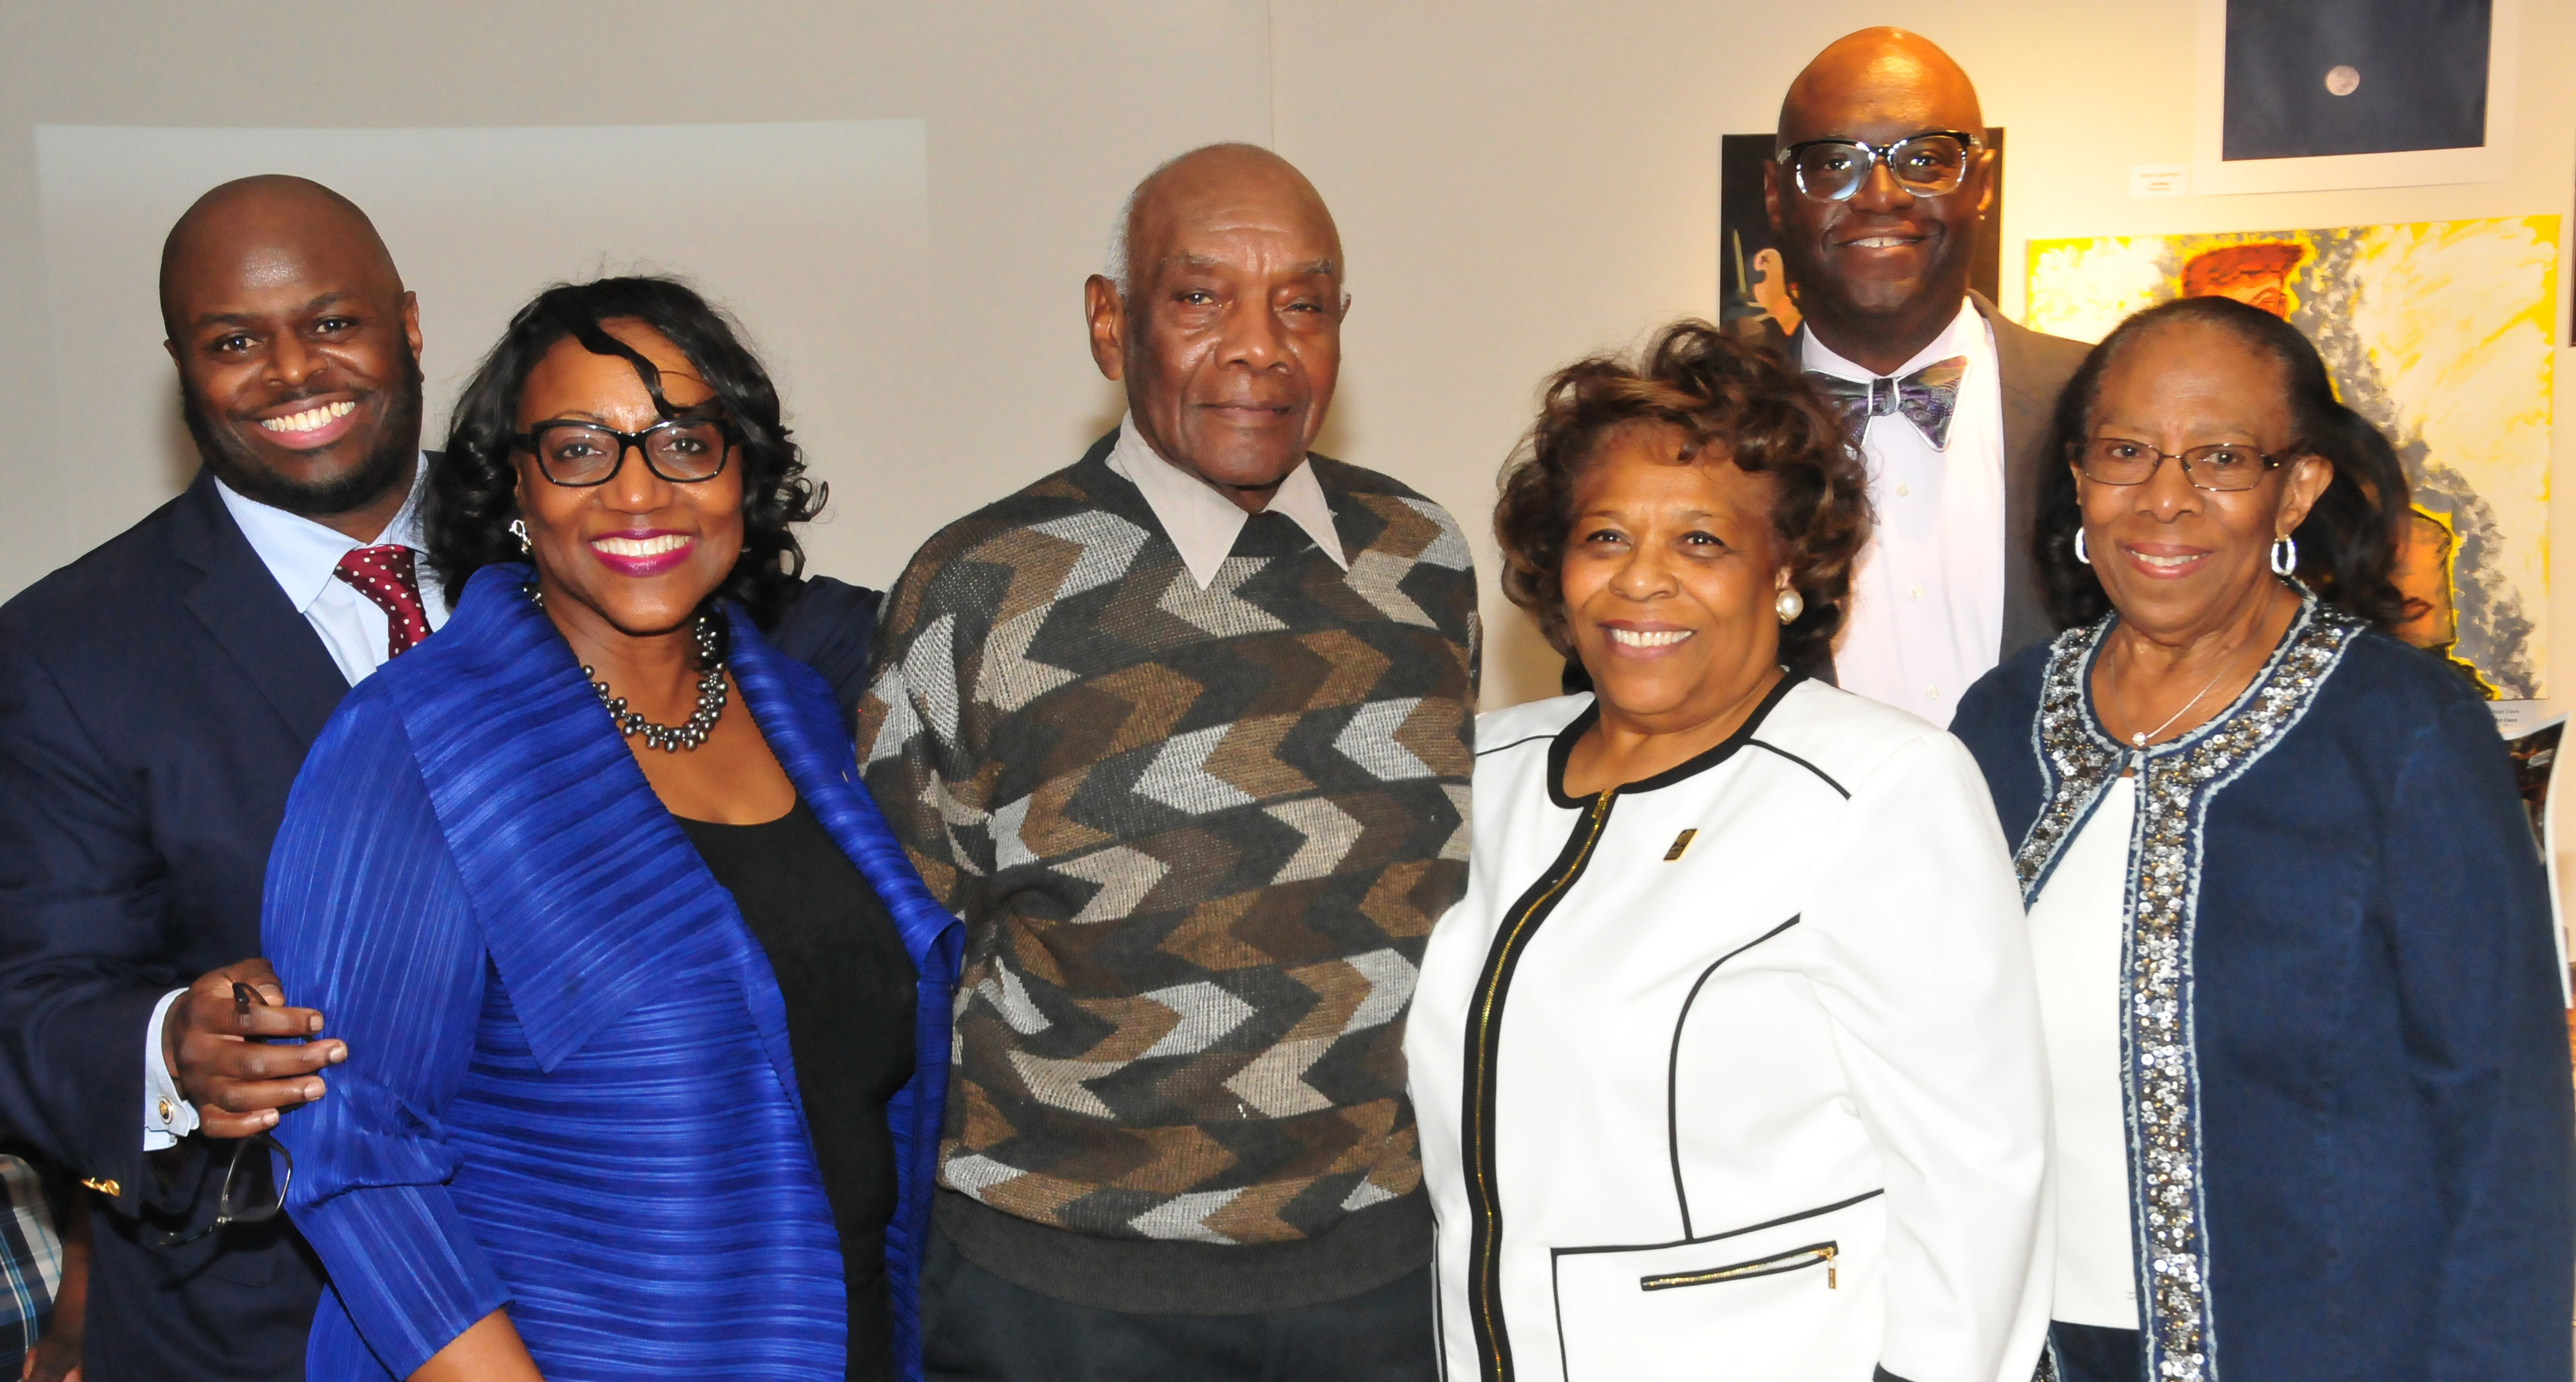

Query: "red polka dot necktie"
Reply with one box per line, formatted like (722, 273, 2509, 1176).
(331, 545, 431, 659)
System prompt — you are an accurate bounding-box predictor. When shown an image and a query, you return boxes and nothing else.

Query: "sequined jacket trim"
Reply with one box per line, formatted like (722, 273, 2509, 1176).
(2012, 593, 2363, 1382)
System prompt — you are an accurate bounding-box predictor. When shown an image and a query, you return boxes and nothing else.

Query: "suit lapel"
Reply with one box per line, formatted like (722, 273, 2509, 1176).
(1973, 291, 2084, 659)
(1968, 290, 2091, 657)
(171, 471, 348, 746)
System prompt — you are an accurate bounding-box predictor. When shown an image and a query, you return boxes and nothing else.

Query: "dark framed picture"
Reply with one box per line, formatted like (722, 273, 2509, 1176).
(2222, 0, 2492, 160)
(2190, 0, 2514, 193)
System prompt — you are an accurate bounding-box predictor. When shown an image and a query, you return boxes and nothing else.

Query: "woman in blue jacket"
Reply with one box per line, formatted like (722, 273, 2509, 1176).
(1951, 296, 2572, 1382)
(264, 276, 956, 1382)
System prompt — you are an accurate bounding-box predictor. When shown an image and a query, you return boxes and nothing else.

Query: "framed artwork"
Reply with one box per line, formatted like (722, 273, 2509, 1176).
(2026, 218, 2559, 698)
(1716, 129, 2003, 347)
(2192, 0, 2518, 193)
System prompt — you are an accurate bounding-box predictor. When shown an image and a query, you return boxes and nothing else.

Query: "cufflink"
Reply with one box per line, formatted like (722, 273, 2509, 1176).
(79, 1177, 120, 1198)
(157, 1097, 174, 1125)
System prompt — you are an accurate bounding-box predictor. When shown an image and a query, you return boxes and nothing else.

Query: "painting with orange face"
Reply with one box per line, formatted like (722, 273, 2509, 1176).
(2028, 217, 2559, 697)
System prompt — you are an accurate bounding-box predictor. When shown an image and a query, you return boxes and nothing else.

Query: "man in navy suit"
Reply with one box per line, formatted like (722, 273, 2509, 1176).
(0, 175, 431, 1380)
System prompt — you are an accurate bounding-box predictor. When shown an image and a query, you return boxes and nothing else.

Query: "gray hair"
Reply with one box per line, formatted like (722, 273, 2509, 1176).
(1103, 178, 1145, 300)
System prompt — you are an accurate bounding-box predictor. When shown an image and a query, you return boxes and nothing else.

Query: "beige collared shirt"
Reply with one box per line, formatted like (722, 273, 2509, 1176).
(1105, 412, 1350, 589)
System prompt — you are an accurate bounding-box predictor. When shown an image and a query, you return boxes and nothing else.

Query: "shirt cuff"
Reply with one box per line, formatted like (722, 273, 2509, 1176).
(143, 988, 198, 1151)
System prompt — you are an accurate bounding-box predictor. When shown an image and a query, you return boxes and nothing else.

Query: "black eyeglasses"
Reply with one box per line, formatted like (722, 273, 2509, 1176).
(2077, 437, 2298, 492)
(513, 416, 733, 487)
(1776, 131, 1983, 202)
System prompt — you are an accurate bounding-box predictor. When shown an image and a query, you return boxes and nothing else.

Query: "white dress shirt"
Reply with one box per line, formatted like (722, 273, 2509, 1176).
(1104, 413, 1350, 587)
(2025, 775, 2140, 1329)
(144, 456, 446, 1149)
(1807, 300, 2006, 728)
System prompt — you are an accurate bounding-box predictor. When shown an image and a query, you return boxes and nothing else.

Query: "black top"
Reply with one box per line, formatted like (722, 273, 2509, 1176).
(679, 799, 917, 1382)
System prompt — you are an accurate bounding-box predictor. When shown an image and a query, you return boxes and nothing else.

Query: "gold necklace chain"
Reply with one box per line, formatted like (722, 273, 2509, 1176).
(2109, 619, 2268, 749)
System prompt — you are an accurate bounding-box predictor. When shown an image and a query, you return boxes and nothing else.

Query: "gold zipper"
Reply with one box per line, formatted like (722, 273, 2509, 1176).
(1642, 1243, 1838, 1292)
(1466, 787, 1618, 1375)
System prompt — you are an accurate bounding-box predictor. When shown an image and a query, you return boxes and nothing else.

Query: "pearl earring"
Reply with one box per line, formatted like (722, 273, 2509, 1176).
(1774, 586, 1805, 624)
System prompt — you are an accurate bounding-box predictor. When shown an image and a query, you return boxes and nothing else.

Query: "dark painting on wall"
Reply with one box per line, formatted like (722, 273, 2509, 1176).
(2222, 0, 2491, 160)
(1718, 129, 2003, 347)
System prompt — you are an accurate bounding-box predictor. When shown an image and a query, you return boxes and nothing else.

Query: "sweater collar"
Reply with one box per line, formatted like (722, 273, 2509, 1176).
(1104, 413, 1350, 588)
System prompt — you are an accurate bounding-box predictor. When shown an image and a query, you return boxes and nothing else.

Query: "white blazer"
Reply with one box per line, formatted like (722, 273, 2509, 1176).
(1408, 679, 2052, 1382)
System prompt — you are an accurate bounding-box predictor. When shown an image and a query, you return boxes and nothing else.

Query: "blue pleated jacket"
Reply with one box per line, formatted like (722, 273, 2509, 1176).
(264, 565, 961, 1381)
(1952, 600, 2575, 1382)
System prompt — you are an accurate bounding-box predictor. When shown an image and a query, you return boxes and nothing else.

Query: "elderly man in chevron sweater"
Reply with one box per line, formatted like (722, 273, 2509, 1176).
(859, 142, 1474, 1381)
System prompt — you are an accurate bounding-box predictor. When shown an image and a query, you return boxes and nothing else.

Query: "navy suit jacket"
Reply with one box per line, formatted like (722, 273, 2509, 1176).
(0, 468, 882, 1381)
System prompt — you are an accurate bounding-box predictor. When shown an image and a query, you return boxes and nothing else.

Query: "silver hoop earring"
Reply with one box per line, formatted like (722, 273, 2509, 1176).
(509, 519, 532, 556)
(2270, 535, 2297, 576)
(1774, 586, 1805, 625)
(2073, 528, 2090, 565)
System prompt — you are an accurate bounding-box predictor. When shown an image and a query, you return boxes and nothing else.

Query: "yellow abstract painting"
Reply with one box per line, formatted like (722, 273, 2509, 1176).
(2026, 218, 2557, 698)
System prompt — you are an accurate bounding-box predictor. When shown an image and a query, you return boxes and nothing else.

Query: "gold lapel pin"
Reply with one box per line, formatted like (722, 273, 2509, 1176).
(1663, 828, 1698, 862)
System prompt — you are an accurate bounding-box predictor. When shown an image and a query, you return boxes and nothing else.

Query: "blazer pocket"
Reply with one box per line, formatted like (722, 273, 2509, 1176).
(1551, 1190, 1884, 1382)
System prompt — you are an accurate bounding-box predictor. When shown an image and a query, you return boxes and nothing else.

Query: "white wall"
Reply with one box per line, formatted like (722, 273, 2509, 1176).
(0, 1, 1270, 606)
(4, 0, 2570, 714)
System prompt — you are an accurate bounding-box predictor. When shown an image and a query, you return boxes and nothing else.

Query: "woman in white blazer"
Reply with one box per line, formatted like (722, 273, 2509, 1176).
(1409, 323, 2052, 1382)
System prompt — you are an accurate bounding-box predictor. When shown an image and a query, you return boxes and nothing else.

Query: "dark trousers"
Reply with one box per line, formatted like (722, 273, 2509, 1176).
(921, 1230, 1439, 1382)
(2049, 1322, 2142, 1382)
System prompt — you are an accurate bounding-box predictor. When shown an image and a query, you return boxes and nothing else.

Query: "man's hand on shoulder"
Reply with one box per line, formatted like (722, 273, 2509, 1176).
(160, 960, 343, 1138)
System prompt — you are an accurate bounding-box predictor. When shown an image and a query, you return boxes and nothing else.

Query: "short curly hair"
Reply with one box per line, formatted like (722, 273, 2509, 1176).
(1494, 320, 1871, 671)
(426, 275, 825, 630)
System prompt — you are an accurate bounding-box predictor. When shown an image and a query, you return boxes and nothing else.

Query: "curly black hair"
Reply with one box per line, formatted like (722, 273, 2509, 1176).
(1493, 319, 1871, 672)
(2033, 295, 2407, 630)
(426, 275, 825, 630)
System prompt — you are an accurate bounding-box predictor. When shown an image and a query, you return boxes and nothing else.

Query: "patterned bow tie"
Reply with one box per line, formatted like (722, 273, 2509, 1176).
(1805, 356, 1969, 450)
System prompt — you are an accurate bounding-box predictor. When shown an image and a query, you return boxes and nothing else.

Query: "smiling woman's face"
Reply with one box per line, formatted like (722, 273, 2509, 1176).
(1562, 425, 1787, 734)
(2077, 320, 2331, 639)
(513, 320, 744, 640)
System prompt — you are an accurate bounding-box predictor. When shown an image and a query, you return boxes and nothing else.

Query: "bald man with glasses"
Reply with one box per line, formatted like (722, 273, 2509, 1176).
(1763, 27, 2088, 728)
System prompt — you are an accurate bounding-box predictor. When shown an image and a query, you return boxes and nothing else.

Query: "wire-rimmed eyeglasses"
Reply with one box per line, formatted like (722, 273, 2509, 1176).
(2076, 437, 2298, 493)
(1776, 130, 1984, 202)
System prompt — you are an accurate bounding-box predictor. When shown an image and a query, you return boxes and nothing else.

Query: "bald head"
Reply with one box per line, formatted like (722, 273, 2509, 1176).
(160, 175, 424, 531)
(1764, 28, 1993, 376)
(1107, 143, 1343, 299)
(1778, 28, 1983, 145)
(159, 175, 401, 337)
(1085, 143, 1347, 511)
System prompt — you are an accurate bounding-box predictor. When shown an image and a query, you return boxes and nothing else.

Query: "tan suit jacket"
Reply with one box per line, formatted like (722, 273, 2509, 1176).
(1972, 291, 2092, 659)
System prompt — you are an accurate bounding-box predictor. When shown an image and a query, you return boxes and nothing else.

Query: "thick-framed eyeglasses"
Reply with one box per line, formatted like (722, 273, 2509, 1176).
(2076, 437, 2298, 492)
(514, 416, 733, 487)
(152, 1133, 293, 1248)
(1776, 130, 1984, 202)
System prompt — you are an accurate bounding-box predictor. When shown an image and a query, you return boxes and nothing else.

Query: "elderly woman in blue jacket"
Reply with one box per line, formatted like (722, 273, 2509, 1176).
(1951, 295, 2574, 1382)
(264, 278, 957, 1382)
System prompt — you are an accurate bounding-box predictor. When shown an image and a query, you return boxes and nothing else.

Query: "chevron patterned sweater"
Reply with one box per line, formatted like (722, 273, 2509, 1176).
(859, 435, 1477, 1309)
